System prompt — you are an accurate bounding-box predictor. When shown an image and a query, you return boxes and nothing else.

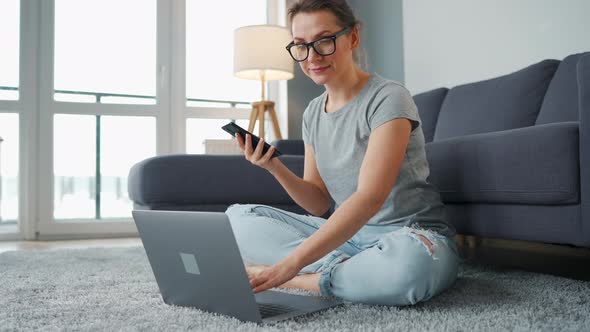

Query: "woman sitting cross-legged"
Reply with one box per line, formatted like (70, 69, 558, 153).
(225, 0, 460, 306)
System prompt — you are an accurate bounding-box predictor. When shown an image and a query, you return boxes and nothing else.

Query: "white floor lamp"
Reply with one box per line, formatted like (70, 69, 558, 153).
(234, 24, 294, 140)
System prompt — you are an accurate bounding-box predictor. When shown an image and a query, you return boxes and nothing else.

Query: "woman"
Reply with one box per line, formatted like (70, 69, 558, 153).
(225, 0, 459, 306)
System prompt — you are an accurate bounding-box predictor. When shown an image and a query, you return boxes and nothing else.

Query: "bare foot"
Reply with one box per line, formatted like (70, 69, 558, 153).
(284, 273, 321, 293)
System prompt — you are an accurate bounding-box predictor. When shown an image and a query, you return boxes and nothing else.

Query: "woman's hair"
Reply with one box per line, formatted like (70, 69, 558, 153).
(287, 0, 359, 30)
(287, 0, 369, 71)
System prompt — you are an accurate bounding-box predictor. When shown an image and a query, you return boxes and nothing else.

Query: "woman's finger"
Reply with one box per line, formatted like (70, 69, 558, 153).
(235, 133, 245, 151)
(249, 276, 261, 288)
(253, 280, 274, 293)
(245, 134, 252, 156)
(259, 146, 275, 164)
(252, 137, 265, 160)
(250, 273, 269, 288)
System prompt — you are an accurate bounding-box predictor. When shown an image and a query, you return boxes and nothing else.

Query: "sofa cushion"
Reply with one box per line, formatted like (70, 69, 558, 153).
(536, 52, 590, 125)
(579, 53, 590, 236)
(128, 154, 304, 206)
(271, 139, 305, 155)
(426, 122, 579, 204)
(433, 59, 560, 141)
(413, 88, 448, 143)
(132, 202, 308, 215)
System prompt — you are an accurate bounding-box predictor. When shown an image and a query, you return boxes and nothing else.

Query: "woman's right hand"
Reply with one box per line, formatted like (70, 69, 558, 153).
(235, 133, 278, 171)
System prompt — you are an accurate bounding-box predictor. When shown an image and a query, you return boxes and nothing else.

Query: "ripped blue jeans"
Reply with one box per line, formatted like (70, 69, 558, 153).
(225, 203, 460, 306)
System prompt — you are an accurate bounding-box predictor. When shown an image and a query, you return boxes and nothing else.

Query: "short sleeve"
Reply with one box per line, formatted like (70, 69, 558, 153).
(367, 84, 421, 133)
(302, 105, 313, 145)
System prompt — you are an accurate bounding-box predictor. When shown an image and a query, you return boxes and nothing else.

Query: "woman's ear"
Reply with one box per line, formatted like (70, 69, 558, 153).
(350, 24, 361, 50)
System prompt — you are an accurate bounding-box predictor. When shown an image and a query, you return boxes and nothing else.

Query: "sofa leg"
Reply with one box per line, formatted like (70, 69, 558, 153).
(466, 235, 478, 249)
(454, 234, 465, 247)
(454, 234, 466, 259)
(454, 234, 480, 249)
(453, 234, 479, 261)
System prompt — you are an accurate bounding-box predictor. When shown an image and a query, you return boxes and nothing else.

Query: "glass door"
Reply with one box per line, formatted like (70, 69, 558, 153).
(0, 0, 21, 239)
(36, 0, 163, 237)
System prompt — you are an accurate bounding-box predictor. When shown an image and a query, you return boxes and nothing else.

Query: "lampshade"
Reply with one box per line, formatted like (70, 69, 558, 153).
(234, 24, 294, 81)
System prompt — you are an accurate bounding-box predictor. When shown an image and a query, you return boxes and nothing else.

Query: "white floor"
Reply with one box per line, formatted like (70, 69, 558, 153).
(0, 237, 142, 254)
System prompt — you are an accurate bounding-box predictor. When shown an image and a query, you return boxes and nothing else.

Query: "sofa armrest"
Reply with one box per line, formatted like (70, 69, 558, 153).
(578, 53, 590, 246)
(270, 139, 305, 155)
(128, 154, 304, 207)
(426, 122, 580, 205)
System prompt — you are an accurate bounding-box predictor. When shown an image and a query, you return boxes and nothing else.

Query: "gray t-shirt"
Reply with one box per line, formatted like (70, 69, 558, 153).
(302, 74, 455, 237)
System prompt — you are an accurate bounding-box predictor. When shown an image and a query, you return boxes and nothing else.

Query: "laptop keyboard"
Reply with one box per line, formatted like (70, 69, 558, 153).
(257, 303, 299, 318)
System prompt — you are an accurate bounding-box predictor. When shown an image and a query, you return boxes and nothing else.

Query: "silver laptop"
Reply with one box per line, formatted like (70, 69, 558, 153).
(132, 209, 344, 325)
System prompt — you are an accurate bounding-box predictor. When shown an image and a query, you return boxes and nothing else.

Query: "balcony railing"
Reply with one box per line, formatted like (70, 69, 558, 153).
(0, 85, 250, 220)
(0, 85, 251, 108)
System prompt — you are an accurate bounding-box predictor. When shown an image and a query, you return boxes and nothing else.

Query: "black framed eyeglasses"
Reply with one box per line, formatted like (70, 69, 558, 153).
(285, 26, 353, 62)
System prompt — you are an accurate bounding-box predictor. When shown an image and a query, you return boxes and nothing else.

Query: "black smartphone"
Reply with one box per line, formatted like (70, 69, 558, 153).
(221, 122, 282, 158)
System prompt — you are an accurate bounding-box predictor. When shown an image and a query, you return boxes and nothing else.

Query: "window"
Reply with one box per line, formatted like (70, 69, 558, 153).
(186, 118, 250, 154)
(186, 0, 266, 104)
(54, 0, 156, 104)
(0, 0, 19, 227)
(0, 0, 19, 100)
(51, 0, 158, 222)
(53, 115, 156, 220)
(7, 0, 283, 239)
(185, 0, 268, 152)
(99, 116, 156, 218)
(53, 115, 95, 219)
(0, 114, 19, 223)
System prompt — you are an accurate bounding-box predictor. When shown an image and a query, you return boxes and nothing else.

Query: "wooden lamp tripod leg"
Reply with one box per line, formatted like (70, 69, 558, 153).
(248, 101, 282, 140)
(248, 104, 258, 133)
(267, 104, 282, 140)
(258, 103, 265, 139)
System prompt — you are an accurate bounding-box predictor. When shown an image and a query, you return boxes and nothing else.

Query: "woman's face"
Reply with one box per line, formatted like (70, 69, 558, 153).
(291, 10, 357, 86)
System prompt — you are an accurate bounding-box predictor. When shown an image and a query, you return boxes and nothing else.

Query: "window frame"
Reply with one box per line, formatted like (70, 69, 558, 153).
(0, 0, 33, 240)
(176, 0, 288, 153)
(0, 0, 287, 240)
(36, 0, 165, 237)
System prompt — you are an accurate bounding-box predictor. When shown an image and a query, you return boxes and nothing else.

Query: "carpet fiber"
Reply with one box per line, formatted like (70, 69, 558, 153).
(1, 246, 589, 331)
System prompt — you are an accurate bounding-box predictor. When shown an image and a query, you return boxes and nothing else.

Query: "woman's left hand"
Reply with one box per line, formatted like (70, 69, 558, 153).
(249, 258, 302, 293)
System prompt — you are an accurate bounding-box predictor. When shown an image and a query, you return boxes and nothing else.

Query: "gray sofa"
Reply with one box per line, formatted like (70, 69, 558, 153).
(128, 52, 590, 248)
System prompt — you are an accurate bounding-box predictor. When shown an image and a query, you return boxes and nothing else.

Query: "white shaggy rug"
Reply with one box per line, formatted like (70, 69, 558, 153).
(0, 246, 589, 331)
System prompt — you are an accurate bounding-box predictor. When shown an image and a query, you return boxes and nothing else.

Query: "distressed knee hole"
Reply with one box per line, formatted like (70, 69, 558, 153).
(409, 231, 438, 259)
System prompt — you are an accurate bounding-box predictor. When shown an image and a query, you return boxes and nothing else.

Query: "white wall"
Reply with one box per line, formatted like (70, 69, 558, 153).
(403, 0, 590, 94)
(350, 0, 404, 81)
(287, 0, 406, 139)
